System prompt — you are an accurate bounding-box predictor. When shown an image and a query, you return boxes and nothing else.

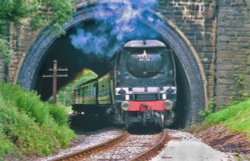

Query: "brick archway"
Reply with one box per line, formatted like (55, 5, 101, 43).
(17, 5, 207, 127)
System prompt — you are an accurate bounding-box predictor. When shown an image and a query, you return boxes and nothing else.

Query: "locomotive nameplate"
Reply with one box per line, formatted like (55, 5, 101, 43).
(138, 50, 151, 61)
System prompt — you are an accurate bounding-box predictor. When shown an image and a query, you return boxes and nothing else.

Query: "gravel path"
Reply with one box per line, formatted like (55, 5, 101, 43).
(37, 129, 123, 161)
(151, 129, 236, 161)
(88, 133, 162, 160)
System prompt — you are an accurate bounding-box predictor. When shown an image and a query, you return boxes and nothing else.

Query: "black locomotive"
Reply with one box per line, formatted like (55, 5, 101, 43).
(71, 40, 177, 129)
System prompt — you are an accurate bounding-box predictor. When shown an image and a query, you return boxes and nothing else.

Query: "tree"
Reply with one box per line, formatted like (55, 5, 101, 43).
(0, 0, 76, 63)
(0, 0, 75, 32)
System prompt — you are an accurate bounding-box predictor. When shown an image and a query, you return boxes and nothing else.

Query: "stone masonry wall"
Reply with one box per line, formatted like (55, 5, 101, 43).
(216, 0, 250, 107)
(158, 0, 216, 100)
(8, 20, 40, 83)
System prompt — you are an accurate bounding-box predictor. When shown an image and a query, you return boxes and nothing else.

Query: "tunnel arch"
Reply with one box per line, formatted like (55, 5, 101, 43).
(17, 4, 207, 127)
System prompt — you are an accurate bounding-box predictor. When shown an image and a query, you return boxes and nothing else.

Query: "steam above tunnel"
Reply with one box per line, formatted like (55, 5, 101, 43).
(17, 1, 206, 128)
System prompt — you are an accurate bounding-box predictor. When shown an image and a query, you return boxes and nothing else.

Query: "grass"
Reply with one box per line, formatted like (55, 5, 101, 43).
(203, 100, 250, 141)
(0, 82, 75, 159)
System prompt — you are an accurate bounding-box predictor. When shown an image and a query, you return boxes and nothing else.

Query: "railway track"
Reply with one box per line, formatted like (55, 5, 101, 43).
(51, 131, 170, 161)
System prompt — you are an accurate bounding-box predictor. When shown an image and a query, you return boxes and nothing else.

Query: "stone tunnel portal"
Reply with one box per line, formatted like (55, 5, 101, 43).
(17, 6, 206, 128)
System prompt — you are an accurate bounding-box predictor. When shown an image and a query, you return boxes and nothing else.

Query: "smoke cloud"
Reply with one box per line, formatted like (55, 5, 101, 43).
(70, 0, 161, 58)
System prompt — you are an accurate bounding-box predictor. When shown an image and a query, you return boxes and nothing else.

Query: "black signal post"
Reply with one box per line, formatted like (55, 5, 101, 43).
(43, 60, 68, 104)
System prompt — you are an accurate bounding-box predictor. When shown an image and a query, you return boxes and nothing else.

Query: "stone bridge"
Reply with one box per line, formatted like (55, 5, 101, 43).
(1, 0, 250, 127)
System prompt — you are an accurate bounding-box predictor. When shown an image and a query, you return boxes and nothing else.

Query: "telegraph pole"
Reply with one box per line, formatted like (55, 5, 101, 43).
(43, 60, 68, 104)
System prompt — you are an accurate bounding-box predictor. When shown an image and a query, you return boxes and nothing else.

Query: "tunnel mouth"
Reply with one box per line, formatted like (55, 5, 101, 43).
(17, 5, 205, 128)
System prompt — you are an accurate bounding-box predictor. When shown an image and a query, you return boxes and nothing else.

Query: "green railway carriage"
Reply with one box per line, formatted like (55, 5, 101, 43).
(71, 73, 115, 114)
(97, 74, 114, 105)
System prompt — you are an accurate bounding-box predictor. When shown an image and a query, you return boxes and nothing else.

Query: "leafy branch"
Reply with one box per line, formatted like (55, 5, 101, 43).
(0, 0, 76, 64)
(0, 39, 13, 64)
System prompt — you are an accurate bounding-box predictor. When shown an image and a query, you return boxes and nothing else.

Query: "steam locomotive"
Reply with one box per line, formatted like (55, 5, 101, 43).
(71, 40, 177, 129)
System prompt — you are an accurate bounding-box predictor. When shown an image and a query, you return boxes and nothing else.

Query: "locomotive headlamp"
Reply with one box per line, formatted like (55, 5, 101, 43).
(164, 100, 173, 110)
(162, 94, 167, 100)
(121, 101, 130, 111)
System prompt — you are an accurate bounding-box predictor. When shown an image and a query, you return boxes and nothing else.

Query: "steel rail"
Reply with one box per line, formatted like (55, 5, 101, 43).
(51, 131, 129, 161)
(130, 131, 170, 161)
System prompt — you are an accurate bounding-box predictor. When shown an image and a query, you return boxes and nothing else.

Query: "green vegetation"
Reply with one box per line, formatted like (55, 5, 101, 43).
(203, 100, 250, 141)
(0, 82, 75, 159)
(57, 69, 98, 106)
(0, 39, 12, 64)
(199, 98, 215, 120)
(0, 0, 77, 64)
(232, 74, 249, 102)
(0, 0, 76, 32)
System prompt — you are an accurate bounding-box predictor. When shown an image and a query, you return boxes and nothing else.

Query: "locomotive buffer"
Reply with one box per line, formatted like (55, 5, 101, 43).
(43, 60, 68, 104)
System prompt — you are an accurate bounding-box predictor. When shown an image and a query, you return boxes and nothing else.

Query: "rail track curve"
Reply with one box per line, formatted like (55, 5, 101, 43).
(51, 131, 170, 161)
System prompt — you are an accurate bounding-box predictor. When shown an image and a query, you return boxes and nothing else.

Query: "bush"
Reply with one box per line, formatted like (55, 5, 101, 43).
(0, 82, 75, 158)
(0, 131, 13, 156)
(49, 104, 69, 126)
